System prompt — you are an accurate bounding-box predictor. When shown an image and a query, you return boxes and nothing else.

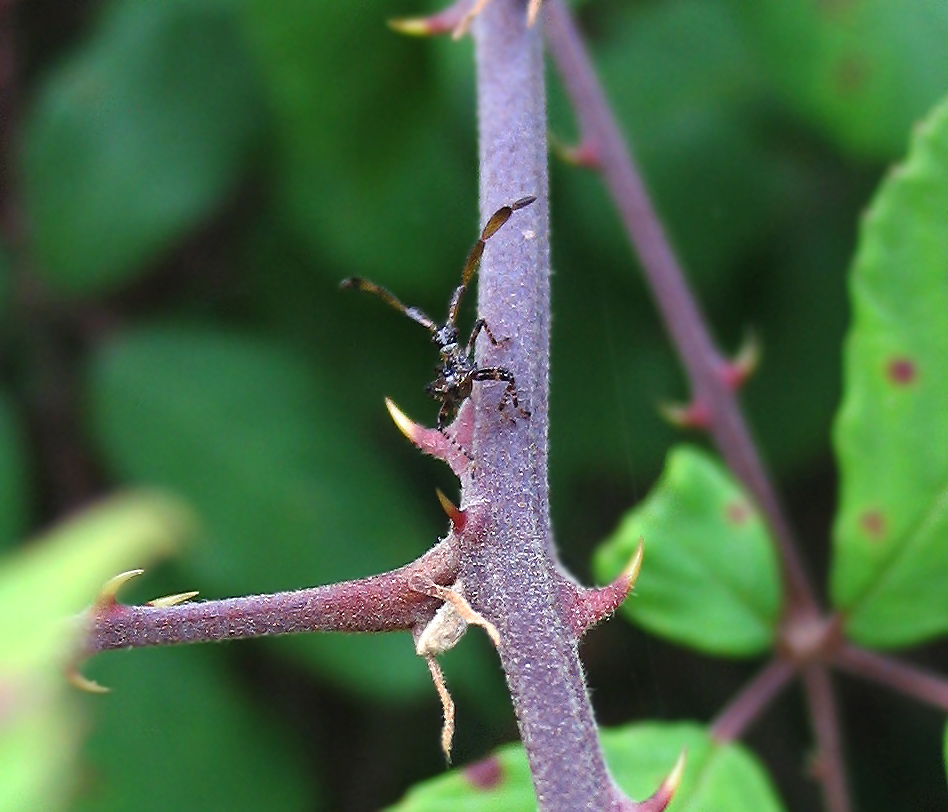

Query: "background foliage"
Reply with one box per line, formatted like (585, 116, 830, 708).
(2, 0, 947, 810)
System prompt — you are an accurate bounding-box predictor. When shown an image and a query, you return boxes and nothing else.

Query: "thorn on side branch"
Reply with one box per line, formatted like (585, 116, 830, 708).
(566, 540, 643, 637)
(631, 749, 686, 811)
(721, 329, 760, 391)
(388, 0, 469, 37)
(435, 488, 467, 533)
(385, 398, 473, 478)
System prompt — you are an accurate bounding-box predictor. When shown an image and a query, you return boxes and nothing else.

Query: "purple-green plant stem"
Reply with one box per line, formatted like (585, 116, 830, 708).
(710, 658, 796, 743)
(802, 664, 852, 812)
(833, 644, 948, 712)
(463, 2, 635, 809)
(542, 0, 818, 620)
(89, 539, 458, 652)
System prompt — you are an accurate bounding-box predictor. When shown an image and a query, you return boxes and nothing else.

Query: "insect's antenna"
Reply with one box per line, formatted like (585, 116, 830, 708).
(341, 276, 438, 333)
(448, 196, 536, 323)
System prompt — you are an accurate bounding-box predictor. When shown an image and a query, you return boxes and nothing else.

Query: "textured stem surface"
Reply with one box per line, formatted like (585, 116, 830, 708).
(465, 3, 630, 810)
(87, 539, 458, 652)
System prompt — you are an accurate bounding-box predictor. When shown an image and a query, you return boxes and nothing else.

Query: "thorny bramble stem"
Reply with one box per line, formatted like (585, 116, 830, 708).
(543, 0, 818, 620)
(87, 541, 458, 653)
(463, 2, 644, 809)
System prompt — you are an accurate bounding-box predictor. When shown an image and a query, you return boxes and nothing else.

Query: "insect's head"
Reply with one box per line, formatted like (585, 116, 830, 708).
(433, 323, 459, 349)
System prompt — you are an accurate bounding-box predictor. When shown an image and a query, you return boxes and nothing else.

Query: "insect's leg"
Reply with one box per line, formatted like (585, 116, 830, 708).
(435, 401, 474, 460)
(465, 318, 504, 355)
(436, 400, 454, 432)
(340, 276, 438, 333)
(448, 196, 537, 323)
(472, 367, 531, 419)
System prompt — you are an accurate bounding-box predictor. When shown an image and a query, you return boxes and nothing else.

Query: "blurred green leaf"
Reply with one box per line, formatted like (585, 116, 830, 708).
(86, 323, 442, 697)
(23, 0, 260, 294)
(830, 94, 948, 646)
(387, 721, 785, 811)
(0, 391, 28, 552)
(74, 645, 318, 812)
(0, 492, 192, 812)
(594, 446, 781, 656)
(733, 0, 948, 159)
(553, 0, 777, 287)
(239, 0, 475, 294)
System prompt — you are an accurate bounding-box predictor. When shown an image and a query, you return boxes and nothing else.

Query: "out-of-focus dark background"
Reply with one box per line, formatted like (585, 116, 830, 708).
(1, 0, 947, 810)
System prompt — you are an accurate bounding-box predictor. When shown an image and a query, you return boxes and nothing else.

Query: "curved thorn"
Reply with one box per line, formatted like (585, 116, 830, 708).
(387, 16, 446, 36)
(386, 397, 423, 443)
(635, 749, 686, 811)
(551, 134, 601, 169)
(657, 399, 710, 430)
(147, 591, 199, 608)
(571, 539, 644, 636)
(659, 749, 687, 804)
(622, 539, 644, 587)
(389, 0, 470, 36)
(722, 328, 761, 390)
(97, 569, 145, 605)
(435, 489, 467, 533)
(384, 398, 473, 477)
(67, 668, 110, 694)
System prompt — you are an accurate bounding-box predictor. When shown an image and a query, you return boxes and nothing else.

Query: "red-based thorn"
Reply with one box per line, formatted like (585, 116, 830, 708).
(572, 540, 643, 636)
(551, 133, 602, 169)
(721, 328, 760, 390)
(388, 0, 469, 36)
(632, 749, 686, 811)
(435, 489, 467, 533)
(385, 398, 472, 478)
(73, 569, 147, 692)
(658, 399, 711, 430)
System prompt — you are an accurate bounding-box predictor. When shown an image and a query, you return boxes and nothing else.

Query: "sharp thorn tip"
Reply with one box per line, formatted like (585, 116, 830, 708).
(98, 569, 145, 604)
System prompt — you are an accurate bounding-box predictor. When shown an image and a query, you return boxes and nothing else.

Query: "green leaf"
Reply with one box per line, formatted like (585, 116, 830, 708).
(734, 0, 948, 159)
(0, 492, 192, 812)
(830, 94, 948, 646)
(74, 646, 318, 812)
(594, 446, 782, 656)
(587, 0, 778, 282)
(23, 0, 260, 294)
(238, 1, 475, 294)
(387, 721, 785, 812)
(86, 323, 441, 698)
(0, 391, 28, 552)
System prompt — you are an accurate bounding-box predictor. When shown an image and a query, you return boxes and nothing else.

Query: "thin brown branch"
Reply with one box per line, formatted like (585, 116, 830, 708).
(710, 658, 797, 743)
(833, 643, 948, 712)
(802, 665, 852, 812)
(542, 0, 818, 619)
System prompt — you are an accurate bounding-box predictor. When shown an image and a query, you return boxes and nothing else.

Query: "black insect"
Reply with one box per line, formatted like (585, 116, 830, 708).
(341, 196, 535, 432)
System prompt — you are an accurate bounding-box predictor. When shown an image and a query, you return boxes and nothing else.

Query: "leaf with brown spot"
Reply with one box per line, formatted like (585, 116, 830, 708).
(831, 94, 948, 646)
